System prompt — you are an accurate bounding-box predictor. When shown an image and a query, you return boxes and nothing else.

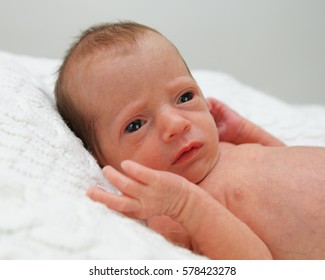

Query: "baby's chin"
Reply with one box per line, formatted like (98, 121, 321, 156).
(177, 158, 219, 185)
(189, 150, 220, 185)
(187, 173, 209, 185)
(188, 167, 213, 185)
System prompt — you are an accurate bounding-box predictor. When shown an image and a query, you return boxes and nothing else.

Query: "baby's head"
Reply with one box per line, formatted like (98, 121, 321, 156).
(55, 21, 220, 183)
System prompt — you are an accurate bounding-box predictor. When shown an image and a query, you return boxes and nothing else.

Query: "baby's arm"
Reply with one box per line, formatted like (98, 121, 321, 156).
(207, 98, 285, 146)
(87, 160, 272, 259)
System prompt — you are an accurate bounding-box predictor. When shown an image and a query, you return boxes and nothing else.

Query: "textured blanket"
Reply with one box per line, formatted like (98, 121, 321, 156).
(1, 51, 325, 259)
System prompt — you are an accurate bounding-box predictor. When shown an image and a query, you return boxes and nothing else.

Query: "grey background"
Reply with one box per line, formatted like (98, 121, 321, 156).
(1, 0, 324, 105)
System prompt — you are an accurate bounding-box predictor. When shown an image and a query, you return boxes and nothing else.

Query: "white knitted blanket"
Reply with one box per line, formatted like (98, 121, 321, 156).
(1, 51, 325, 259)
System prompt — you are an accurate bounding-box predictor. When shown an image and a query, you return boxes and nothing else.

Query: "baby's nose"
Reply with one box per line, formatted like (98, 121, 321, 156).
(158, 110, 191, 142)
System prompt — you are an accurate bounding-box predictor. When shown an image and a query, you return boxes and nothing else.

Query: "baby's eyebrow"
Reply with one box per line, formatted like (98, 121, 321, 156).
(112, 100, 146, 123)
(165, 75, 197, 92)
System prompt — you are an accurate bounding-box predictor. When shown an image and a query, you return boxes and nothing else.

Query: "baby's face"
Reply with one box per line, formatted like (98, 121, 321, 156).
(75, 33, 220, 183)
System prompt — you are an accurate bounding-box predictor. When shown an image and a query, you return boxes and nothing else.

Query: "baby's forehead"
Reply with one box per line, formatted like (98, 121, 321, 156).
(77, 31, 177, 64)
(67, 32, 188, 105)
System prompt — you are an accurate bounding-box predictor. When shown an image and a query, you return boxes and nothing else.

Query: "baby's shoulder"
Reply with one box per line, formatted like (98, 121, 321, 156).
(219, 142, 266, 159)
(219, 141, 236, 150)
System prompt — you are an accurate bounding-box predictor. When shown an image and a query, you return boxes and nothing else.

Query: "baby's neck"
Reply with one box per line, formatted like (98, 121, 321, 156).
(197, 141, 234, 204)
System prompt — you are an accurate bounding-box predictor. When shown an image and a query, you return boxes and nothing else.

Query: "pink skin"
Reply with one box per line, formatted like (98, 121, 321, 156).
(79, 32, 286, 259)
(206, 98, 284, 146)
(87, 96, 285, 220)
(96, 160, 192, 220)
(69, 31, 221, 184)
(87, 158, 272, 260)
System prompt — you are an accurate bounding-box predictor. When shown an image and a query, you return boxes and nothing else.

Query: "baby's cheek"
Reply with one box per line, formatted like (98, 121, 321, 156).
(206, 110, 217, 126)
(132, 149, 168, 171)
(202, 111, 219, 133)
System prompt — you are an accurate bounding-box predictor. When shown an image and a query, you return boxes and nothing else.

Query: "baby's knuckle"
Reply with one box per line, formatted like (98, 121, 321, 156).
(149, 170, 161, 184)
(120, 179, 132, 190)
(118, 202, 129, 212)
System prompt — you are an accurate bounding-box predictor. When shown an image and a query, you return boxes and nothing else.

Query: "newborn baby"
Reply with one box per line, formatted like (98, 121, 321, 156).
(55, 21, 325, 259)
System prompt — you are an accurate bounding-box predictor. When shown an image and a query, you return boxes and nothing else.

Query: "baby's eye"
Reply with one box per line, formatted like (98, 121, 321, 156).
(178, 92, 194, 104)
(124, 119, 144, 134)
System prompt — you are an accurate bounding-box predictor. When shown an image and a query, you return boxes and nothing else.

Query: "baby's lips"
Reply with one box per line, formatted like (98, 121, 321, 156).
(173, 141, 203, 164)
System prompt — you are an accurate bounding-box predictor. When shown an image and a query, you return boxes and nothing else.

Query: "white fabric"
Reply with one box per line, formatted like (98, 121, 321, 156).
(0, 51, 201, 259)
(1, 50, 325, 259)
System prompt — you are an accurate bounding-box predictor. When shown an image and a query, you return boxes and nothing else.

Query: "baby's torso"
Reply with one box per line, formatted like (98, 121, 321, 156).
(199, 143, 325, 259)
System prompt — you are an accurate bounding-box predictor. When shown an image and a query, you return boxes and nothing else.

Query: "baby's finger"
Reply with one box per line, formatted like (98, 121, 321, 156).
(87, 186, 141, 213)
(121, 160, 158, 185)
(103, 165, 144, 198)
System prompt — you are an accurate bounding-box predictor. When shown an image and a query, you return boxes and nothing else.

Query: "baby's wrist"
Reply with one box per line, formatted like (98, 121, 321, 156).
(169, 184, 201, 223)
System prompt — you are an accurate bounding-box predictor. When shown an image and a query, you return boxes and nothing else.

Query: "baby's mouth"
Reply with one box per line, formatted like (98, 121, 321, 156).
(173, 142, 202, 165)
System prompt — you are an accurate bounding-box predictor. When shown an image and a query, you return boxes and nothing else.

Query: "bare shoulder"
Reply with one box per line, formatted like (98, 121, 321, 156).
(218, 142, 268, 162)
(221, 144, 325, 183)
(219, 141, 236, 150)
(199, 143, 325, 259)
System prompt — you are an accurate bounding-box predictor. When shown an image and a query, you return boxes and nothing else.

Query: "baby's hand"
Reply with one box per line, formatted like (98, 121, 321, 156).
(87, 160, 191, 220)
(207, 97, 284, 146)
